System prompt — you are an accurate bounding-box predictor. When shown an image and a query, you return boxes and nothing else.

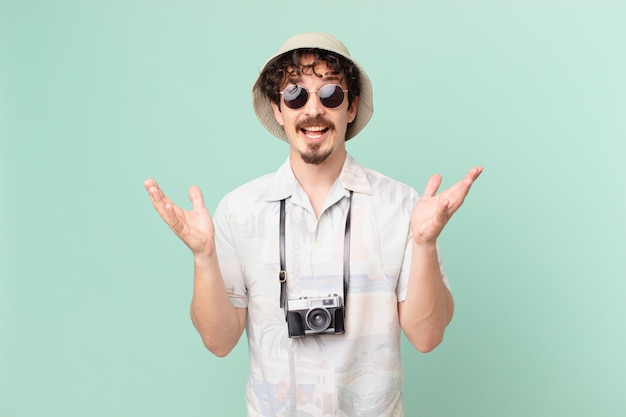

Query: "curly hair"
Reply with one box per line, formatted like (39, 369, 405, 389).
(256, 48, 361, 110)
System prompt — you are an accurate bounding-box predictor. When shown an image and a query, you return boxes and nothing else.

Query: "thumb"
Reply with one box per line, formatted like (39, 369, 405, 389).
(188, 185, 207, 211)
(423, 174, 442, 197)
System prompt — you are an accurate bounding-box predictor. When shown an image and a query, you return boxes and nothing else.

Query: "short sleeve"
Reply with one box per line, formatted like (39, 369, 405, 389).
(213, 196, 248, 308)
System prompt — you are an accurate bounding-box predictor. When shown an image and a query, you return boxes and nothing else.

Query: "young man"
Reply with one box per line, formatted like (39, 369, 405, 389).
(145, 32, 482, 417)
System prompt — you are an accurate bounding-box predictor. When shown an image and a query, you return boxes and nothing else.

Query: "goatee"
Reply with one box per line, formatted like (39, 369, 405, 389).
(299, 144, 332, 165)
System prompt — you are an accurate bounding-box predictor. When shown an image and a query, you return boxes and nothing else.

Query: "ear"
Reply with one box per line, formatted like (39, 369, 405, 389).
(347, 96, 359, 124)
(270, 101, 284, 126)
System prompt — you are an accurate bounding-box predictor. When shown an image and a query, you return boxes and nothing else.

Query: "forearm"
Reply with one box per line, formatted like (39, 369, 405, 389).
(190, 253, 246, 357)
(399, 241, 454, 353)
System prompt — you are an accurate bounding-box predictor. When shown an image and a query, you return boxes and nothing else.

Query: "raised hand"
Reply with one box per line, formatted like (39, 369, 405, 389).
(144, 178, 216, 257)
(410, 167, 483, 245)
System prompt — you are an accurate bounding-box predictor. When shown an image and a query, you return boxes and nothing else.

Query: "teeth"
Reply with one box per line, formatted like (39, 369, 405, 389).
(305, 131, 323, 139)
(301, 125, 328, 139)
(303, 126, 326, 132)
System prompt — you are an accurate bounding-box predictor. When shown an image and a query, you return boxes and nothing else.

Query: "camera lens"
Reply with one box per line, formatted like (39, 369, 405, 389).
(305, 308, 332, 332)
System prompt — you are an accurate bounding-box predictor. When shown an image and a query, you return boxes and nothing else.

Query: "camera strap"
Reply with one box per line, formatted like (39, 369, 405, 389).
(278, 191, 353, 316)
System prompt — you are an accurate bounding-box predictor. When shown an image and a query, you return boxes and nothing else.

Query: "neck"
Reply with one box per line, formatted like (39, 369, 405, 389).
(290, 149, 347, 217)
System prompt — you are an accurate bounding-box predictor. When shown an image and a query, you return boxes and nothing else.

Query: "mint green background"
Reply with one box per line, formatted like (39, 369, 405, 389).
(2, 1, 625, 416)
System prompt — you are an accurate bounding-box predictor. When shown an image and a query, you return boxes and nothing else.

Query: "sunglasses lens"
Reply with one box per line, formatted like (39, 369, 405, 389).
(318, 84, 345, 108)
(282, 85, 308, 109)
(281, 84, 346, 109)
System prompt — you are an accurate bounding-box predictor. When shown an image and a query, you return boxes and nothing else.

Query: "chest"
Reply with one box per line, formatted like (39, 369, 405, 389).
(231, 195, 409, 301)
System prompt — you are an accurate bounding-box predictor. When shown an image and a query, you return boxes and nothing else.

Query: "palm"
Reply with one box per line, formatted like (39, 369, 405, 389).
(144, 179, 215, 256)
(411, 167, 483, 245)
(169, 199, 215, 254)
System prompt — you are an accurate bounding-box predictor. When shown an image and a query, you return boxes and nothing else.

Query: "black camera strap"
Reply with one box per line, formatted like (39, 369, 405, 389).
(278, 191, 353, 316)
(279, 198, 287, 311)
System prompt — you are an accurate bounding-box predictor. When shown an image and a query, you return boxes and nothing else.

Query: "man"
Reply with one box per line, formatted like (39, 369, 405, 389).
(145, 32, 482, 417)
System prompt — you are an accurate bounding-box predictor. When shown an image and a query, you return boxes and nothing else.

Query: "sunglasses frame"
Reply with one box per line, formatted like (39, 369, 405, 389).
(280, 84, 349, 110)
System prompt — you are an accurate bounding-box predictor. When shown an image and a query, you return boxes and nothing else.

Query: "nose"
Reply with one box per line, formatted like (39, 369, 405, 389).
(303, 90, 325, 117)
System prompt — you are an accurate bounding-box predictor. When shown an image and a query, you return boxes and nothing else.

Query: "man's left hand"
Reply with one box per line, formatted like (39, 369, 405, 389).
(411, 166, 483, 245)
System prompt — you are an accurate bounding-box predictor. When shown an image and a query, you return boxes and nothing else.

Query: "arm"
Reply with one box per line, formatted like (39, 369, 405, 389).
(399, 166, 482, 353)
(144, 179, 246, 357)
(190, 253, 247, 357)
(398, 241, 453, 353)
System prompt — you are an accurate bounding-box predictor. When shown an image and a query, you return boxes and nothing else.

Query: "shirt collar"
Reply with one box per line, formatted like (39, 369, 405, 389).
(265, 153, 373, 202)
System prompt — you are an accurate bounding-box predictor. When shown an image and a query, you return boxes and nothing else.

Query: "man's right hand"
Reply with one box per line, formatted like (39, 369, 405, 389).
(144, 178, 216, 257)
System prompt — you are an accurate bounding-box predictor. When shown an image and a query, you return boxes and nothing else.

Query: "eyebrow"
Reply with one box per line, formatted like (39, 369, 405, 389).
(322, 74, 342, 82)
(284, 70, 344, 87)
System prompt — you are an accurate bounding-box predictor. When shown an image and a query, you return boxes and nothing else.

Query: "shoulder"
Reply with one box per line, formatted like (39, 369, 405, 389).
(361, 165, 420, 208)
(215, 172, 275, 216)
(344, 154, 418, 201)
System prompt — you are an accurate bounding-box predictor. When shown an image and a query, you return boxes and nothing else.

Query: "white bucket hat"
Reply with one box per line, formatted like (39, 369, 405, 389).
(252, 32, 373, 142)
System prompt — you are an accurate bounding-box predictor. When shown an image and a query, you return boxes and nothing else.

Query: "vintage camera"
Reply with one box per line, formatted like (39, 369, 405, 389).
(286, 294, 345, 338)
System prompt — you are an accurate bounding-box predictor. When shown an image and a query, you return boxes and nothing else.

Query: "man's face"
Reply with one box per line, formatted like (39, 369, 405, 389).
(270, 56, 358, 166)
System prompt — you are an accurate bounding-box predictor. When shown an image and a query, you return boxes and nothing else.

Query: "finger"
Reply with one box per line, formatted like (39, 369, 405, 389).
(144, 178, 155, 190)
(423, 174, 442, 197)
(144, 180, 180, 223)
(188, 185, 207, 211)
(458, 166, 483, 195)
(144, 178, 165, 202)
(144, 178, 160, 200)
(164, 202, 185, 235)
(466, 166, 483, 182)
(443, 167, 483, 211)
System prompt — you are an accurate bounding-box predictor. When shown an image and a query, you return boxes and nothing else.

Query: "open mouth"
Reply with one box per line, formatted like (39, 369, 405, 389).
(301, 125, 330, 139)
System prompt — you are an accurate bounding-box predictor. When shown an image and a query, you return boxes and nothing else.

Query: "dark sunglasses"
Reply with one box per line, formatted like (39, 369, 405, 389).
(280, 84, 349, 110)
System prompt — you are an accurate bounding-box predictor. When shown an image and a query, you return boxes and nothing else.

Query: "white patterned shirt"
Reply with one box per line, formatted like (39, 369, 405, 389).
(213, 154, 448, 417)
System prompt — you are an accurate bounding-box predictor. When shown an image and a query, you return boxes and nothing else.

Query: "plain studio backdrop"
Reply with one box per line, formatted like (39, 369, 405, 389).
(1, 1, 625, 416)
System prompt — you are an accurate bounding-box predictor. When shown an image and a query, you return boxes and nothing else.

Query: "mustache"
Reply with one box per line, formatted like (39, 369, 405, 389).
(295, 116, 335, 131)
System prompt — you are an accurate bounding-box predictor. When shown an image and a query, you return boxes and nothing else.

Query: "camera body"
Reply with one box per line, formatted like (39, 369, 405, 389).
(286, 294, 344, 338)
